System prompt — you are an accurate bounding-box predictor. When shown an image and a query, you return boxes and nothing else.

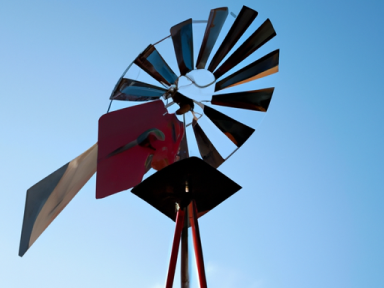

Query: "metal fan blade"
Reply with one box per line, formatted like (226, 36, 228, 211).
(171, 19, 194, 75)
(213, 19, 276, 79)
(215, 49, 279, 91)
(134, 44, 178, 86)
(110, 78, 167, 101)
(207, 6, 258, 72)
(203, 105, 254, 147)
(196, 7, 228, 69)
(19, 144, 97, 256)
(192, 119, 224, 168)
(211, 88, 274, 111)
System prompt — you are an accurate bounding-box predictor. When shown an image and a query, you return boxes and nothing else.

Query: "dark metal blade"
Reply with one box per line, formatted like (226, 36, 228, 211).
(215, 49, 279, 91)
(207, 6, 258, 72)
(192, 119, 224, 168)
(171, 19, 194, 75)
(213, 19, 276, 79)
(196, 7, 228, 69)
(110, 78, 167, 101)
(134, 44, 178, 86)
(203, 105, 254, 147)
(211, 88, 274, 111)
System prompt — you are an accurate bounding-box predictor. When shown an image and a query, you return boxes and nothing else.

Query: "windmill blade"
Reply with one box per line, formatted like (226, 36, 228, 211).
(202, 104, 255, 147)
(215, 49, 279, 91)
(19, 144, 97, 257)
(211, 88, 274, 111)
(196, 7, 228, 69)
(213, 19, 276, 79)
(192, 119, 224, 168)
(134, 44, 178, 86)
(171, 19, 194, 75)
(207, 6, 258, 72)
(110, 78, 167, 101)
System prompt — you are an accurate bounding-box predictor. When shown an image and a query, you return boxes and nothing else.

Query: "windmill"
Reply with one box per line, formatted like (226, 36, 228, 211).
(19, 5, 279, 288)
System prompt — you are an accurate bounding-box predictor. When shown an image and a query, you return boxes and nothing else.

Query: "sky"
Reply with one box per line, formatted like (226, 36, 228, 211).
(1, 0, 384, 287)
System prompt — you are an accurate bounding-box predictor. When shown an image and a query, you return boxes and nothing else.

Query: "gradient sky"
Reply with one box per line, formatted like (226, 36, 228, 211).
(1, 0, 384, 287)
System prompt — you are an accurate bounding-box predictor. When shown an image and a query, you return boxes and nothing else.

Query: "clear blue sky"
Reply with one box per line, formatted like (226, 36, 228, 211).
(1, 0, 384, 287)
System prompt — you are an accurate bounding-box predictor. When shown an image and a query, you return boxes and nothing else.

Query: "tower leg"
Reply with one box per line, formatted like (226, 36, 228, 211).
(190, 200, 208, 288)
(181, 207, 189, 288)
(165, 207, 185, 288)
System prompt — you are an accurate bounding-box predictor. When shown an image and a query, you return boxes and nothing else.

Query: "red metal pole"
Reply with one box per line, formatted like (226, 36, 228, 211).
(181, 206, 190, 288)
(190, 200, 208, 288)
(165, 207, 185, 288)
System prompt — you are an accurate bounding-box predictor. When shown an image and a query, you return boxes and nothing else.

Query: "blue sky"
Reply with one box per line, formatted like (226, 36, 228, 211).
(1, 0, 384, 287)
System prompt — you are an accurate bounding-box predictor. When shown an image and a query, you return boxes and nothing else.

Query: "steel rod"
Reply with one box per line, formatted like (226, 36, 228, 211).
(190, 200, 208, 288)
(165, 208, 185, 288)
(180, 115, 190, 288)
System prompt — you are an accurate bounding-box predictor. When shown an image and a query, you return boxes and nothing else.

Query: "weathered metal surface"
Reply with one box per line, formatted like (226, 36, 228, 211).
(207, 6, 258, 72)
(213, 19, 276, 79)
(196, 7, 228, 69)
(110, 78, 166, 101)
(212, 88, 274, 111)
(171, 19, 194, 75)
(203, 105, 255, 147)
(215, 49, 279, 91)
(192, 119, 224, 168)
(134, 44, 178, 86)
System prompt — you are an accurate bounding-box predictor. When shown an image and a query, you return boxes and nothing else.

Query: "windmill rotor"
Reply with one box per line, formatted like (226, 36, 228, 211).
(19, 5, 280, 288)
(112, 5, 279, 169)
